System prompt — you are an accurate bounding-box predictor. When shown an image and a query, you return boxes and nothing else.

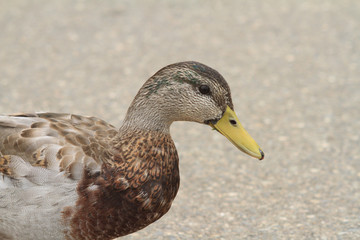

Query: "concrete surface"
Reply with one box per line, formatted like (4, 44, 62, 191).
(1, 0, 359, 239)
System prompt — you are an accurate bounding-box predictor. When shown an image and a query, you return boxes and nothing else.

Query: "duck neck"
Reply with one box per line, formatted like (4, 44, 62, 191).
(120, 98, 173, 134)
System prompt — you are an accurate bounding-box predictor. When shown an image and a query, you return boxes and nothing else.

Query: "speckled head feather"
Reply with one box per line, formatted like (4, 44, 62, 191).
(160, 61, 233, 109)
(122, 61, 234, 132)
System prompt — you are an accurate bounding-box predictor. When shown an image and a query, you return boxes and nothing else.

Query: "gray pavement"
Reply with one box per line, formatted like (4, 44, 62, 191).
(1, 0, 359, 239)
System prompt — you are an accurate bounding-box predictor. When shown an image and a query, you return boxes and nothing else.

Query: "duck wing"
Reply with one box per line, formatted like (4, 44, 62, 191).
(0, 113, 118, 187)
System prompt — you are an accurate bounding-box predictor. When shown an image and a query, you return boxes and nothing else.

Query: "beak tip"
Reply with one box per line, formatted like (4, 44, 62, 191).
(259, 149, 265, 160)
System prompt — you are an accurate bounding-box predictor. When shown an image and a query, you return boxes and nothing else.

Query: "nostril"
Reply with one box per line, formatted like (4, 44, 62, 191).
(229, 119, 237, 126)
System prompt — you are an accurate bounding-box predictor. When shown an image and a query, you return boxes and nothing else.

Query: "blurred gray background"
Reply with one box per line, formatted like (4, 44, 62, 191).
(0, 0, 359, 239)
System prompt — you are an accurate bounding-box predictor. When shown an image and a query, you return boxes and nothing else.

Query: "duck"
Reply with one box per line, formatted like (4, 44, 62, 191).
(0, 61, 263, 240)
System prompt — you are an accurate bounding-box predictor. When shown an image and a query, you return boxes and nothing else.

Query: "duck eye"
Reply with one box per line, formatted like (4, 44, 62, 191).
(198, 85, 210, 95)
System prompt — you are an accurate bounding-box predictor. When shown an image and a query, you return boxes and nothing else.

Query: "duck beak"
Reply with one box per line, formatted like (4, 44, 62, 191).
(209, 106, 264, 160)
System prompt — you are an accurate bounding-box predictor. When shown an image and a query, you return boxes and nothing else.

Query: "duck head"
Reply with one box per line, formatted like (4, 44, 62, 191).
(122, 61, 264, 160)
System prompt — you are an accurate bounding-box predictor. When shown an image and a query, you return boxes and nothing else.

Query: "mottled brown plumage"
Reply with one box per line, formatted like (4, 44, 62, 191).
(65, 131, 179, 239)
(0, 61, 263, 240)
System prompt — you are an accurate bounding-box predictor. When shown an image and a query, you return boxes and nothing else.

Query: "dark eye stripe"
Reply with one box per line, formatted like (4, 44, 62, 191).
(198, 85, 210, 94)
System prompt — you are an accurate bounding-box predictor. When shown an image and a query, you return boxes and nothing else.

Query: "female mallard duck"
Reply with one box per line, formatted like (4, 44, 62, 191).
(0, 61, 263, 240)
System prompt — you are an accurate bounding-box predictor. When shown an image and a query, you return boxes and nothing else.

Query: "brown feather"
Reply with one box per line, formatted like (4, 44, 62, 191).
(62, 130, 180, 239)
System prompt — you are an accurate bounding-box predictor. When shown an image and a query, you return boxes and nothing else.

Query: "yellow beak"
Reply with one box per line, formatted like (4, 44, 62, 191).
(210, 106, 264, 160)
